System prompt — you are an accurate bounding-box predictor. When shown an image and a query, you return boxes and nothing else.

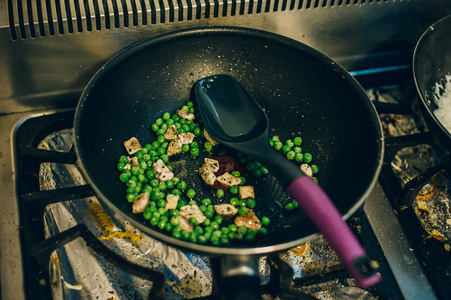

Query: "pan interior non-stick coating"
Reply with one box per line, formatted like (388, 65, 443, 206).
(75, 28, 382, 253)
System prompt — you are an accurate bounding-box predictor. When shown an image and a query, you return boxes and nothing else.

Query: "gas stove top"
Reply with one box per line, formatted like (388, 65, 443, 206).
(2, 67, 449, 299)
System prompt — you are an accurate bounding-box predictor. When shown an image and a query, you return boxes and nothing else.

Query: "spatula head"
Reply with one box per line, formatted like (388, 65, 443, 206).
(195, 74, 269, 144)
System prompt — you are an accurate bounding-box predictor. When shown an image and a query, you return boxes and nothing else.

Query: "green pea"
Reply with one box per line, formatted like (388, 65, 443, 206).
(216, 189, 225, 198)
(198, 235, 207, 244)
(117, 162, 126, 171)
(131, 166, 139, 175)
(282, 145, 291, 154)
(229, 186, 238, 194)
(252, 169, 262, 177)
(177, 181, 187, 190)
(204, 210, 214, 219)
(237, 226, 247, 235)
(211, 222, 219, 230)
(214, 215, 223, 224)
(285, 139, 294, 147)
(119, 155, 129, 164)
(238, 207, 248, 216)
(150, 216, 159, 226)
(177, 200, 187, 208)
(157, 135, 165, 144)
(171, 189, 181, 196)
(160, 154, 169, 163)
(295, 153, 304, 163)
(231, 170, 241, 177)
(158, 181, 167, 191)
(182, 144, 190, 152)
(204, 141, 213, 151)
(143, 209, 152, 220)
(126, 194, 136, 202)
(190, 147, 200, 157)
(247, 162, 258, 172)
(274, 141, 283, 151)
(246, 199, 256, 209)
(293, 137, 302, 146)
(201, 198, 212, 206)
(286, 151, 295, 160)
(220, 236, 230, 245)
(186, 188, 196, 199)
(303, 153, 313, 163)
(156, 128, 166, 136)
(230, 197, 240, 206)
(258, 227, 268, 235)
(172, 230, 182, 239)
(261, 216, 270, 226)
(126, 186, 136, 194)
(311, 165, 319, 174)
(293, 146, 302, 153)
(285, 202, 295, 211)
(228, 224, 238, 232)
(193, 127, 201, 136)
(119, 172, 130, 183)
(162, 112, 171, 120)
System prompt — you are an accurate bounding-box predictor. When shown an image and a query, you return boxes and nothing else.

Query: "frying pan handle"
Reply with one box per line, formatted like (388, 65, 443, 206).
(287, 176, 382, 287)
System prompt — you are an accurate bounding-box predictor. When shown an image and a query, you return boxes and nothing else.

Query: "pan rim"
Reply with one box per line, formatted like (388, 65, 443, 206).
(413, 15, 451, 141)
(74, 25, 384, 256)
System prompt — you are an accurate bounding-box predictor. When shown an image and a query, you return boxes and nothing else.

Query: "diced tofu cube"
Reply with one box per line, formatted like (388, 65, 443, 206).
(167, 139, 182, 156)
(180, 205, 206, 225)
(238, 186, 255, 199)
(214, 204, 238, 219)
(130, 156, 139, 167)
(204, 158, 219, 172)
(234, 209, 261, 231)
(165, 194, 180, 210)
(132, 192, 150, 214)
(152, 159, 174, 181)
(199, 164, 216, 186)
(178, 132, 195, 144)
(123, 137, 142, 155)
(216, 172, 241, 188)
(204, 129, 219, 146)
(179, 216, 194, 232)
(300, 164, 313, 177)
(164, 124, 178, 140)
(176, 109, 195, 120)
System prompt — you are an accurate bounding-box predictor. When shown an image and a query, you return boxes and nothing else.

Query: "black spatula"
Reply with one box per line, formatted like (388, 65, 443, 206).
(195, 74, 381, 287)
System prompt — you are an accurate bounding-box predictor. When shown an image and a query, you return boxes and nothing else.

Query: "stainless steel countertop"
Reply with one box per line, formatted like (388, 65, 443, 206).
(0, 110, 29, 300)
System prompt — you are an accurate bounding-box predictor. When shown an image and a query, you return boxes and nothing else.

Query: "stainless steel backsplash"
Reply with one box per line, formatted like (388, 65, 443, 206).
(1, 0, 450, 113)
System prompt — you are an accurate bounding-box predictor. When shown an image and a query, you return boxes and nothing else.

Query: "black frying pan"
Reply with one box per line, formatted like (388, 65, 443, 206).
(74, 27, 383, 296)
(413, 15, 451, 160)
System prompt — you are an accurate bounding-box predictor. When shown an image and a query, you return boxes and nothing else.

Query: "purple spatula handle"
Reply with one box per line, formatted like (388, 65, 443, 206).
(287, 176, 381, 287)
